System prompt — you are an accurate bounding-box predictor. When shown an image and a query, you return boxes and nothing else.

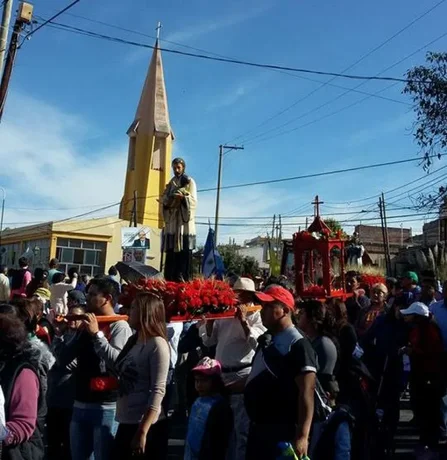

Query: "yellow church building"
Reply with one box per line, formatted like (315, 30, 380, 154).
(0, 40, 173, 275)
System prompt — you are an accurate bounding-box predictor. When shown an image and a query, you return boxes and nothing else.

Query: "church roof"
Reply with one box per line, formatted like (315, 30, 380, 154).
(129, 40, 173, 138)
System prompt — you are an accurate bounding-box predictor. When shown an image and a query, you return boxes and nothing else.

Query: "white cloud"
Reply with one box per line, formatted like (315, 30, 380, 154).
(126, 3, 273, 65)
(348, 111, 413, 147)
(0, 92, 127, 227)
(0, 92, 284, 247)
(165, 4, 272, 44)
(208, 85, 248, 111)
(207, 72, 272, 111)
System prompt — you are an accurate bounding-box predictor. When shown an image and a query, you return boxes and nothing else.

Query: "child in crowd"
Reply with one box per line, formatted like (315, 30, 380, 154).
(33, 288, 54, 346)
(47, 304, 85, 460)
(50, 272, 78, 316)
(313, 380, 354, 460)
(184, 358, 233, 460)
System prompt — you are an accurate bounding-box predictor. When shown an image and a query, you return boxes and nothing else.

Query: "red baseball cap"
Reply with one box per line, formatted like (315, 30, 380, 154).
(255, 285, 295, 310)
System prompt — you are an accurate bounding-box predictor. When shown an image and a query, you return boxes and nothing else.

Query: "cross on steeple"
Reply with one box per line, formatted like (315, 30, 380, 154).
(156, 22, 162, 40)
(312, 195, 324, 217)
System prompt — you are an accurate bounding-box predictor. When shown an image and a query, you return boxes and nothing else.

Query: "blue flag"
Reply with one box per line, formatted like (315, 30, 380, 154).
(202, 228, 225, 279)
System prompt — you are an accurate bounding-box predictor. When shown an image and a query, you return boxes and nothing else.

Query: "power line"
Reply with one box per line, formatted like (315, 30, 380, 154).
(243, 82, 398, 146)
(142, 205, 428, 221)
(35, 16, 412, 110)
(197, 155, 447, 193)
(325, 164, 447, 206)
(33, 19, 428, 85)
(3, 157, 445, 235)
(189, 212, 439, 227)
(280, 73, 411, 106)
(68, 218, 124, 233)
(63, 12, 243, 60)
(225, 0, 445, 145)
(386, 174, 447, 206)
(7, 201, 117, 211)
(242, 29, 447, 147)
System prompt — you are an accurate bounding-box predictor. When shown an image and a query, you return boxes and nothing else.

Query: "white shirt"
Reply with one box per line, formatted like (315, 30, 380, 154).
(0, 273, 10, 302)
(0, 386, 6, 441)
(199, 311, 266, 385)
(50, 277, 77, 315)
(167, 322, 183, 369)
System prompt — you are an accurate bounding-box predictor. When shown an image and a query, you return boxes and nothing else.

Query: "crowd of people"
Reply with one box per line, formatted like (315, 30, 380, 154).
(0, 258, 446, 460)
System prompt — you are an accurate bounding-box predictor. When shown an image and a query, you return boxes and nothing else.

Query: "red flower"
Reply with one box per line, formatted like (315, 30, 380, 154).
(301, 285, 326, 297)
(122, 278, 237, 320)
(360, 274, 385, 287)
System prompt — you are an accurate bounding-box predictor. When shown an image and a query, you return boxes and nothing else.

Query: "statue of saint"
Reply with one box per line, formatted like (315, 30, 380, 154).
(162, 158, 197, 281)
(347, 232, 365, 266)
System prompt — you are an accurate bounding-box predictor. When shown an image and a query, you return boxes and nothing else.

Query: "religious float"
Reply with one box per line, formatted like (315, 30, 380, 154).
(291, 196, 385, 301)
(119, 278, 261, 322)
(292, 196, 349, 301)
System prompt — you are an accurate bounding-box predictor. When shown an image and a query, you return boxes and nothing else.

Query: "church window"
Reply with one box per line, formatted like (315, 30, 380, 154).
(128, 137, 136, 171)
(151, 138, 163, 170)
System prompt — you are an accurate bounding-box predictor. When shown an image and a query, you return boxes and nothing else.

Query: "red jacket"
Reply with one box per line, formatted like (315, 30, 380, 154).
(409, 320, 444, 376)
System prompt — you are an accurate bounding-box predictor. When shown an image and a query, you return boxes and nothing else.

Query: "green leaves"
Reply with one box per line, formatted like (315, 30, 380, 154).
(404, 52, 447, 165)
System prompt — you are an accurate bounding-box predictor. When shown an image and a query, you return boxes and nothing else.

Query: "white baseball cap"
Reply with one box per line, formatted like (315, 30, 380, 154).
(233, 277, 256, 292)
(400, 302, 429, 318)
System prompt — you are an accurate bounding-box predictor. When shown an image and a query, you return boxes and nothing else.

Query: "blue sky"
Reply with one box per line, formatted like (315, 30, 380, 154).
(1, 0, 447, 244)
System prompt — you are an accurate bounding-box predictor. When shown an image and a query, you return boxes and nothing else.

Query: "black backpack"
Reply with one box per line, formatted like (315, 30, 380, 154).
(313, 405, 355, 460)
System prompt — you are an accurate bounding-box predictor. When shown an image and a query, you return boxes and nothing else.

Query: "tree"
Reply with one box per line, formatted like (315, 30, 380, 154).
(404, 52, 447, 165)
(324, 218, 348, 238)
(404, 52, 447, 208)
(218, 244, 260, 278)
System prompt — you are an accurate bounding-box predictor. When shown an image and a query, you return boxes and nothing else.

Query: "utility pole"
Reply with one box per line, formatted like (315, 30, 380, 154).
(214, 144, 244, 244)
(0, 187, 5, 265)
(382, 192, 392, 275)
(0, 0, 13, 76)
(379, 195, 392, 275)
(271, 214, 276, 249)
(278, 214, 282, 250)
(378, 197, 387, 274)
(0, 2, 33, 122)
(277, 214, 283, 271)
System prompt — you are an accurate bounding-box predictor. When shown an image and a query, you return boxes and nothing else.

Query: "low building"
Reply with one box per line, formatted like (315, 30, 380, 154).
(422, 198, 447, 246)
(422, 216, 447, 246)
(237, 236, 270, 270)
(0, 217, 162, 275)
(355, 224, 412, 267)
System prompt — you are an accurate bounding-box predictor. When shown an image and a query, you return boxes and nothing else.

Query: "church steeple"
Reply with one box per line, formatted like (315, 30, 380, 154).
(120, 36, 174, 228)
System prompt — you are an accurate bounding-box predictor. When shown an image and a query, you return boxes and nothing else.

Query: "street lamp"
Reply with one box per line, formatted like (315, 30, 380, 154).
(0, 187, 5, 264)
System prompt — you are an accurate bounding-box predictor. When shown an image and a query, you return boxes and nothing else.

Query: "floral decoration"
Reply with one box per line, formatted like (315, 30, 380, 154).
(119, 278, 238, 320)
(301, 285, 326, 297)
(360, 274, 386, 287)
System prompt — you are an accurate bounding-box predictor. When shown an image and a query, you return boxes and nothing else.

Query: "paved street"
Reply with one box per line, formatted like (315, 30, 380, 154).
(167, 401, 446, 459)
(168, 420, 186, 460)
